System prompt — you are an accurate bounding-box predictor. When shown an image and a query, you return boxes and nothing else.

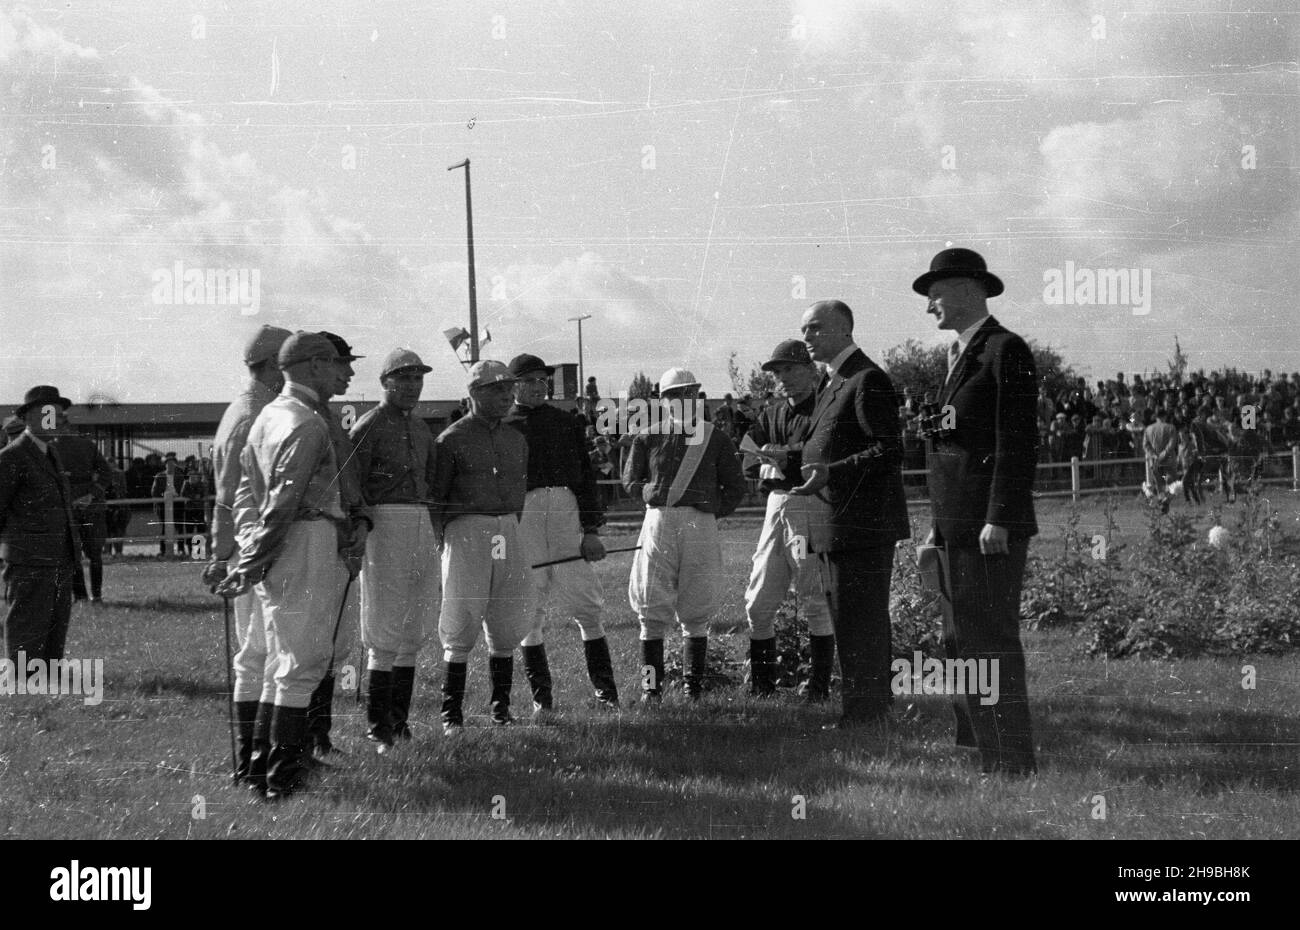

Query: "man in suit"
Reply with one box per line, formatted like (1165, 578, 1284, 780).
(913, 247, 1038, 777)
(0, 386, 82, 665)
(792, 301, 910, 729)
(151, 453, 188, 557)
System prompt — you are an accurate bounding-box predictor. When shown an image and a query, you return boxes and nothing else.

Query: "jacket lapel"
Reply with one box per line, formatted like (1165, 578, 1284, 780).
(941, 318, 997, 406)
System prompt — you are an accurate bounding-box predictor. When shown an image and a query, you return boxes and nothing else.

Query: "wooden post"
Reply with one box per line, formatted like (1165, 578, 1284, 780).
(1070, 456, 1081, 503)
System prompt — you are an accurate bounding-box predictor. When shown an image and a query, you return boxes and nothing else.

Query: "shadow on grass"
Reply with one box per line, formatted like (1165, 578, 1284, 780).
(1039, 696, 1300, 791)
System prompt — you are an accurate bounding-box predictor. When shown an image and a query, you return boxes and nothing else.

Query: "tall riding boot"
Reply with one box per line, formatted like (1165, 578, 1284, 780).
(441, 662, 468, 734)
(683, 636, 709, 700)
(521, 644, 554, 712)
(748, 637, 776, 697)
(806, 634, 836, 703)
(366, 669, 395, 751)
(306, 674, 335, 756)
(246, 701, 274, 795)
(233, 700, 259, 784)
(391, 666, 416, 740)
(265, 705, 309, 801)
(583, 637, 620, 708)
(489, 655, 514, 726)
(89, 558, 103, 601)
(640, 639, 665, 704)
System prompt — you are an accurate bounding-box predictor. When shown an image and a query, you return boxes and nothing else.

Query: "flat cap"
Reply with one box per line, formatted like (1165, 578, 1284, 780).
(467, 360, 516, 390)
(278, 331, 339, 368)
(244, 325, 294, 366)
(380, 348, 433, 379)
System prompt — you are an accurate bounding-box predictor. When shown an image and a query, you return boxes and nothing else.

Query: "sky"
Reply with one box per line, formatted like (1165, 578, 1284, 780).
(1, 0, 1296, 404)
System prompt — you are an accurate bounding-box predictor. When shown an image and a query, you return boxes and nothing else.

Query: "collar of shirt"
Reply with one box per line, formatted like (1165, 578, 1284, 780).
(25, 429, 48, 454)
(825, 343, 860, 377)
(282, 382, 320, 405)
(955, 314, 992, 352)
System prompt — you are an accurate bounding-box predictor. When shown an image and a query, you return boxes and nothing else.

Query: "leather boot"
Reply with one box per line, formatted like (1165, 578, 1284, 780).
(366, 669, 395, 751)
(391, 666, 415, 740)
(640, 639, 665, 704)
(521, 643, 554, 712)
(246, 701, 273, 795)
(583, 637, 620, 708)
(806, 634, 836, 703)
(489, 655, 514, 726)
(233, 700, 259, 784)
(306, 674, 335, 756)
(441, 662, 468, 734)
(748, 637, 776, 697)
(265, 705, 309, 801)
(683, 636, 709, 700)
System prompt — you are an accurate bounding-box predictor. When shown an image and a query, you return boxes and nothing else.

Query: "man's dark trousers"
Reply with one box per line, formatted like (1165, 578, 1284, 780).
(824, 545, 895, 719)
(940, 538, 1035, 774)
(3, 560, 76, 663)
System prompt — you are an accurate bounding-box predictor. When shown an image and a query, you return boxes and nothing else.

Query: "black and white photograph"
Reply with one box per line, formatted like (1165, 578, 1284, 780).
(0, 0, 1295, 882)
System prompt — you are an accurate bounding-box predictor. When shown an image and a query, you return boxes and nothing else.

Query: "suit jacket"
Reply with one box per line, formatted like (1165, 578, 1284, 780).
(802, 348, 910, 551)
(0, 433, 82, 565)
(927, 316, 1039, 546)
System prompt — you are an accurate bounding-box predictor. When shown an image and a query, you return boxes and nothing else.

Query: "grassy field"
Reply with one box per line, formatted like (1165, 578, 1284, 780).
(2, 494, 1298, 839)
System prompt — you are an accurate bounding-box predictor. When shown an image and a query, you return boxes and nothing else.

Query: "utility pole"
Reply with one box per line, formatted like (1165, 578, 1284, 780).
(448, 159, 479, 362)
(568, 314, 592, 398)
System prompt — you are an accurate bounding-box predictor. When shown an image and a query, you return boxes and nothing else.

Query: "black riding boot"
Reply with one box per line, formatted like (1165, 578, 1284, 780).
(366, 669, 394, 750)
(441, 662, 468, 733)
(265, 705, 309, 801)
(306, 674, 335, 755)
(233, 700, 259, 784)
(583, 637, 620, 708)
(246, 701, 274, 795)
(489, 655, 514, 725)
(807, 634, 836, 703)
(748, 637, 776, 697)
(640, 639, 665, 703)
(391, 666, 415, 740)
(683, 636, 709, 700)
(521, 644, 554, 712)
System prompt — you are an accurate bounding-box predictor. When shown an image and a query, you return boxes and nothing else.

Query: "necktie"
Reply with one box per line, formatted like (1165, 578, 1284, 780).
(947, 339, 962, 377)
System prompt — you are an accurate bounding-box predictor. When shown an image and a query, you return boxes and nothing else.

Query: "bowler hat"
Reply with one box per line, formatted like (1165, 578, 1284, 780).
(508, 353, 555, 378)
(15, 385, 72, 418)
(760, 339, 813, 372)
(912, 247, 1004, 298)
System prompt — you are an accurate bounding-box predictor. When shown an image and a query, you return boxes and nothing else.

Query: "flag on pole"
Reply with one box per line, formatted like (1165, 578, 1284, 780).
(443, 326, 470, 352)
(480, 327, 492, 347)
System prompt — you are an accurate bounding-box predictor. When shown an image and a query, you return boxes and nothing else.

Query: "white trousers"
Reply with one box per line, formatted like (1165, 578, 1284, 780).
(256, 521, 342, 708)
(361, 504, 440, 671)
(518, 486, 605, 646)
(231, 590, 275, 703)
(439, 514, 532, 663)
(744, 490, 834, 639)
(627, 506, 720, 640)
(329, 557, 359, 671)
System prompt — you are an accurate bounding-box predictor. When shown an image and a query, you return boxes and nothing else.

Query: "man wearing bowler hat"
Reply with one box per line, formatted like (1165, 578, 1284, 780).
(741, 340, 835, 698)
(431, 360, 532, 732)
(0, 386, 82, 667)
(216, 332, 346, 800)
(793, 301, 910, 729)
(913, 247, 1038, 776)
(349, 347, 439, 750)
(201, 323, 292, 789)
(505, 353, 619, 713)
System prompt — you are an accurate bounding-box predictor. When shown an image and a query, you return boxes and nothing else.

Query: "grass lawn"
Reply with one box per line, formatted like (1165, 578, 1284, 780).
(2, 493, 1298, 839)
